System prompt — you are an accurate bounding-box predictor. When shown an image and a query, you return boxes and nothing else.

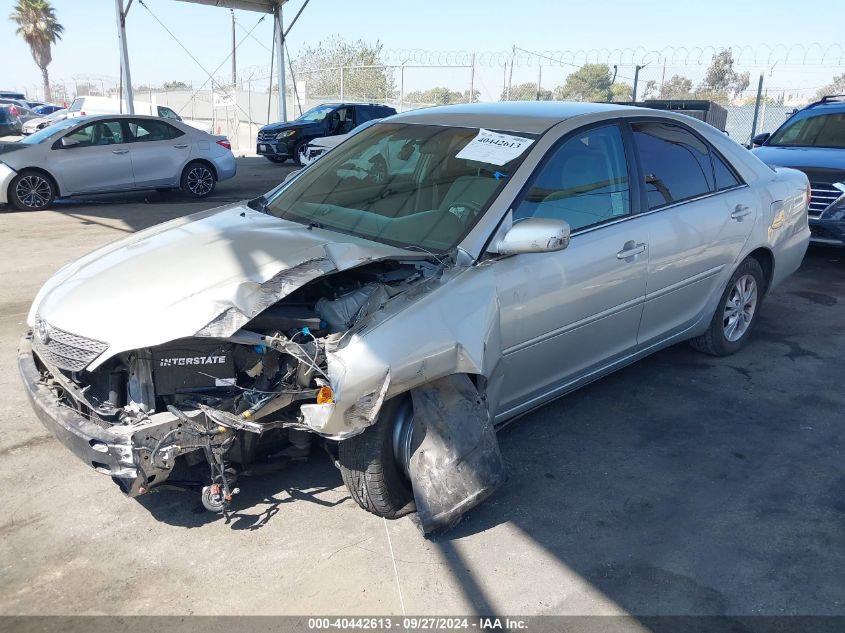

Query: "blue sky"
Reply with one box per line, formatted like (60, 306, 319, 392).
(2, 0, 844, 100)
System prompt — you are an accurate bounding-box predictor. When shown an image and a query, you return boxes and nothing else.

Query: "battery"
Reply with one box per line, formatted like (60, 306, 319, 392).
(152, 340, 235, 395)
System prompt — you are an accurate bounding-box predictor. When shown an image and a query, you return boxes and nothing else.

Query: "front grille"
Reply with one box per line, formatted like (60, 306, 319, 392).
(32, 316, 108, 372)
(257, 130, 276, 142)
(809, 182, 843, 218)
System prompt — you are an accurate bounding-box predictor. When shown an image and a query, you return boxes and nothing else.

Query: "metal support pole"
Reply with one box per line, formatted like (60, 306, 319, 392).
(469, 53, 475, 103)
(274, 4, 286, 122)
(339, 67, 344, 101)
(632, 65, 642, 102)
(537, 64, 542, 100)
(115, 0, 135, 113)
(506, 46, 515, 100)
(399, 64, 405, 112)
(749, 73, 764, 144)
(231, 9, 237, 86)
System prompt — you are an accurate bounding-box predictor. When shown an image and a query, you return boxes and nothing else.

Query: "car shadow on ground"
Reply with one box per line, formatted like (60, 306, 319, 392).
(424, 246, 845, 616)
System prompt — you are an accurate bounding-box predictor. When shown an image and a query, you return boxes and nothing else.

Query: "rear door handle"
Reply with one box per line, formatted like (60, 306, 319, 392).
(173, 144, 188, 149)
(731, 204, 752, 220)
(616, 241, 647, 260)
(111, 149, 129, 154)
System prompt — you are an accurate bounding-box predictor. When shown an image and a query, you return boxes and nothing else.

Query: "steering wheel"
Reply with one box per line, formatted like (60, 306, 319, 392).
(446, 200, 484, 226)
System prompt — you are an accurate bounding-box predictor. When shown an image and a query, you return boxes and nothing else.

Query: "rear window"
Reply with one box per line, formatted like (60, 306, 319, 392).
(768, 111, 845, 149)
(68, 98, 83, 113)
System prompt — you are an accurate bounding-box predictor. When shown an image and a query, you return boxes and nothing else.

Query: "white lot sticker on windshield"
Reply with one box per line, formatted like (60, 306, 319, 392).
(455, 129, 534, 166)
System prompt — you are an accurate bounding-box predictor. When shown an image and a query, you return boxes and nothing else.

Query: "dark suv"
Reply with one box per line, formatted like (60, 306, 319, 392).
(256, 102, 396, 166)
(0, 106, 22, 136)
(751, 95, 845, 246)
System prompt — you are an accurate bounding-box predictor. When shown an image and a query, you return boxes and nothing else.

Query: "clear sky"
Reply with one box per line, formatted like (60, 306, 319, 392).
(2, 0, 844, 100)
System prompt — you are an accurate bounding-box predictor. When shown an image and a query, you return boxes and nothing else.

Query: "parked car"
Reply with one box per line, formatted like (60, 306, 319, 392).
(257, 102, 396, 166)
(0, 98, 38, 125)
(22, 108, 67, 135)
(0, 106, 22, 137)
(0, 114, 235, 211)
(67, 96, 212, 133)
(34, 104, 63, 116)
(751, 95, 845, 247)
(18, 102, 809, 530)
(299, 117, 383, 167)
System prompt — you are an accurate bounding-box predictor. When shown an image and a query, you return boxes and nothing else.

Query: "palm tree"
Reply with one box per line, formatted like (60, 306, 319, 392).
(9, 0, 64, 103)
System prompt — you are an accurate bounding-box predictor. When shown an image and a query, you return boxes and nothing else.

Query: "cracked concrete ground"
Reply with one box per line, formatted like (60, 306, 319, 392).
(0, 157, 843, 617)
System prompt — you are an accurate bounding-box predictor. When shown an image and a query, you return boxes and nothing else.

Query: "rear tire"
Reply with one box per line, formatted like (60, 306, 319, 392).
(180, 162, 216, 198)
(265, 156, 287, 164)
(8, 170, 56, 211)
(338, 397, 415, 519)
(690, 257, 764, 356)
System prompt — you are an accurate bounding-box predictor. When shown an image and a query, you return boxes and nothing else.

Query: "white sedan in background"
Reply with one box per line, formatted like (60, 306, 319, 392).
(22, 108, 67, 135)
(0, 114, 236, 211)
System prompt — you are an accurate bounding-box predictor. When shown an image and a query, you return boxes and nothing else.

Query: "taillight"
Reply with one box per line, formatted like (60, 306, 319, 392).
(216, 139, 231, 150)
(80, 111, 86, 116)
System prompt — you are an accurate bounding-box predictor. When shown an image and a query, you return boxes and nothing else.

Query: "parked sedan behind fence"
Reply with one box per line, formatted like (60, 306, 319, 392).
(0, 114, 236, 211)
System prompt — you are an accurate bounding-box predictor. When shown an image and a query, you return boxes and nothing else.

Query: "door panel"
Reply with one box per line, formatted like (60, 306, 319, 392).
(495, 223, 648, 413)
(126, 119, 186, 188)
(51, 120, 134, 194)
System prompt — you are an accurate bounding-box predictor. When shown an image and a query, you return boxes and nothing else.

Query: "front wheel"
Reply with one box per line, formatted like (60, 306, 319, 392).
(8, 171, 56, 211)
(180, 162, 216, 198)
(293, 141, 309, 167)
(690, 257, 764, 356)
(338, 397, 415, 519)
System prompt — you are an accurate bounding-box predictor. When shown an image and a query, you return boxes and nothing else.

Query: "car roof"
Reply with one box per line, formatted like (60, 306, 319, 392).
(389, 101, 640, 134)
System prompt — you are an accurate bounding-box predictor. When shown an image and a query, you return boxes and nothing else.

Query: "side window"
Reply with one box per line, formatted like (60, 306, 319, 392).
(127, 119, 182, 142)
(632, 122, 715, 209)
(513, 124, 631, 232)
(712, 151, 740, 190)
(335, 107, 355, 134)
(157, 106, 181, 121)
(355, 106, 376, 126)
(63, 120, 124, 147)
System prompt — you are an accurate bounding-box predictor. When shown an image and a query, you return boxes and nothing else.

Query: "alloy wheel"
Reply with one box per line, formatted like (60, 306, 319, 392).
(15, 175, 52, 209)
(723, 274, 757, 342)
(187, 166, 214, 196)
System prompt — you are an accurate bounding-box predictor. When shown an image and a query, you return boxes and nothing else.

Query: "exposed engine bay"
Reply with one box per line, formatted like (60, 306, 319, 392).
(29, 259, 437, 514)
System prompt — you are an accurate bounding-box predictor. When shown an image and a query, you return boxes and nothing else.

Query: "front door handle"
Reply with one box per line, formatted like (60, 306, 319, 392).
(731, 204, 752, 220)
(173, 144, 188, 149)
(616, 241, 647, 260)
(111, 149, 129, 154)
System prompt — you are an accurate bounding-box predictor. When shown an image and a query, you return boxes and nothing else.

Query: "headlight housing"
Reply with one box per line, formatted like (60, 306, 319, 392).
(276, 129, 297, 139)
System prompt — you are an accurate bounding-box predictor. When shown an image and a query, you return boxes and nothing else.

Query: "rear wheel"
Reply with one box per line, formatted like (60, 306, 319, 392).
(180, 162, 216, 198)
(265, 155, 287, 164)
(690, 257, 764, 356)
(338, 397, 415, 519)
(8, 171, 56, 211)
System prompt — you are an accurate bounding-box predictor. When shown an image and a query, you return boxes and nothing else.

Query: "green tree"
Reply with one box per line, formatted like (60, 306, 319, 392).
(697, 50, 750, 101)
(294, 36, 395, 101)
(163, 80, 190, 91)
(500, 82, 553, 101)
(656, 74, 694, 99)
(9, 0, 64, 102)
(554, 64, 617, 102)
(817, 73, 845, 99)
(610, 82, 633, 102)
(405, 86, 465, 105)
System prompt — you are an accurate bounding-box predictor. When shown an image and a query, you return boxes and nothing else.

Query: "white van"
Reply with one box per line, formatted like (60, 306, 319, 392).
(66, 96, 211, 133)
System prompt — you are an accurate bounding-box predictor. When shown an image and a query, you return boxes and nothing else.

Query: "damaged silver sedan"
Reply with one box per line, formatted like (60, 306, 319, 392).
(18, 102, 810, 532)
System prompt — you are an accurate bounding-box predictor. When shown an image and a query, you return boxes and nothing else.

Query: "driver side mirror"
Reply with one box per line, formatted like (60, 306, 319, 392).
(751, 132, 770, 148)
(491, 217, 571, 255)
(60, 137, 80, 148)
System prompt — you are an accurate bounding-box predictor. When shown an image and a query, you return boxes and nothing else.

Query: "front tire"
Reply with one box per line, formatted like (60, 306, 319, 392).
(8, 171, 56, 211)
(690, 257, 764, 356)
(338, 397, 415, 519)
(180, 162, 216, 198)
(293, 140, 308, 167)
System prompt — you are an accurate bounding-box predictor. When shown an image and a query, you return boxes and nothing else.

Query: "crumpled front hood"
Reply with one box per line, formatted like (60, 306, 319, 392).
(29, 203, 416, 369)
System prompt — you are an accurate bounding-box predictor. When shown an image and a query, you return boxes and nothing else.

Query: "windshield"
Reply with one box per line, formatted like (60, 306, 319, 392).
(20, 118, 78, 144)
(768, 110, 845, 149)
(296, 104, 335, 122)
(263, 122, 536, 252)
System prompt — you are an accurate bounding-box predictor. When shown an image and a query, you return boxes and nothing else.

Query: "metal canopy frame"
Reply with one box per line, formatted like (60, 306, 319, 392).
(115, 0, 292, 121)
